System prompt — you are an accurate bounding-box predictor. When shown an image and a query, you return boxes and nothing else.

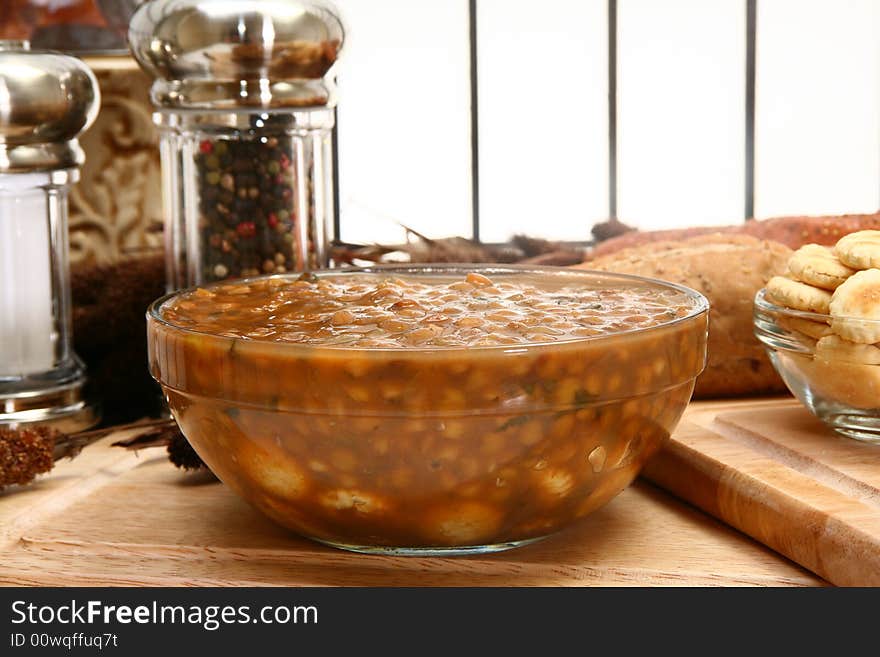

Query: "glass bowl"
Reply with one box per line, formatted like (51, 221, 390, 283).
(147, 265, 709, 555)
(755, 288, 880, 443)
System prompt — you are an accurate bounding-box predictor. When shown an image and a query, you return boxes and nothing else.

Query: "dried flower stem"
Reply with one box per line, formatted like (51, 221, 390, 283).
(0, 417, 207, 490)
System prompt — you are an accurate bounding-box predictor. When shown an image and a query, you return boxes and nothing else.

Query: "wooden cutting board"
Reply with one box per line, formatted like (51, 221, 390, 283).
(642, 397, 880, 587)
(0, 421, 820, 587)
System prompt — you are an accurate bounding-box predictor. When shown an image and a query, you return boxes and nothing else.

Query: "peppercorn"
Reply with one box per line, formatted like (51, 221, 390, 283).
(235, 221, 257, 239)
(194, 132, 316, 282)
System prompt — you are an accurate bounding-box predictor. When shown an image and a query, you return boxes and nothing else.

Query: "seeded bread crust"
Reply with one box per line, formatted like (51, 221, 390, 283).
(575, 233, 792, 398)
(588, 212, 880, 260)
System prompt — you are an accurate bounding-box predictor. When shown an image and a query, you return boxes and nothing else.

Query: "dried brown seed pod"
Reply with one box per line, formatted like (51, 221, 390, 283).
(0, 419, 211, 491)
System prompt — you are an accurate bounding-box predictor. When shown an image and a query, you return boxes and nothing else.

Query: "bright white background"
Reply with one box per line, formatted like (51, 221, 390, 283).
(333, 0, 880, 244)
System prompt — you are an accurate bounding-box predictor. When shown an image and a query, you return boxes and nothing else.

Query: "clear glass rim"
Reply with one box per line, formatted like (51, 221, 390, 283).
(158, 377, 696, 418)
(147, 263, 710, 355)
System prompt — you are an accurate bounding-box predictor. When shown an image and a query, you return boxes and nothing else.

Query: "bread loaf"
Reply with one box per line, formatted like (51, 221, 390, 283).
(588, 212, 880, 260)
(575, 233, 792, 398)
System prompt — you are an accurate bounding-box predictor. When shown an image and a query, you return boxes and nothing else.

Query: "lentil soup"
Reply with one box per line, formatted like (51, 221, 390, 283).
(148, 266, 709, 553)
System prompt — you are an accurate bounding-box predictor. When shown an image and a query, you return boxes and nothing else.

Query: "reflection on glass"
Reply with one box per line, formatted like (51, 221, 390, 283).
(0, 0, 145, 54)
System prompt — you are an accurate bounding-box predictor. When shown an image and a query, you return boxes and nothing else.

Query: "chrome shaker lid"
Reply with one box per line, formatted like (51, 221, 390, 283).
(0, 41, 100, 172)
(128, 0, 345, 111)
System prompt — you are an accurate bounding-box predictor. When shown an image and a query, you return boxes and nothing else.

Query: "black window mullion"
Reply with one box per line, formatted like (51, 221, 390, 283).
(608, 0, 618, 222)
(468, 0, 481, 242)
(745, 0, 757, 220)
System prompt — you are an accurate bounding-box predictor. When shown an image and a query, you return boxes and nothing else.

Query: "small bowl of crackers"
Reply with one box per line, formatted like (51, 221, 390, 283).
(755, 230, 880, 442)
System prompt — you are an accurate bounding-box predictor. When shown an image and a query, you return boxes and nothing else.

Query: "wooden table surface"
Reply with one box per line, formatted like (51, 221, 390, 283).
(0, 401, 826, 587)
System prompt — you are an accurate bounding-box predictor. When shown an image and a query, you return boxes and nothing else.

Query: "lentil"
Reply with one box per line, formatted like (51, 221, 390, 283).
(150, 269, 708, 549)
(162, 272, 701, 347)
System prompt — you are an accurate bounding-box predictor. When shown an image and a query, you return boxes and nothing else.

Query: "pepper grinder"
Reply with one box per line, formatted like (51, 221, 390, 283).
(128, 0, 345, 290)
(0, 40, 101, 431)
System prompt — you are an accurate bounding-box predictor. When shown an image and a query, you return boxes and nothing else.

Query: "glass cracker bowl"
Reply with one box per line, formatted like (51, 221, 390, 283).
(755, 287, 880, 443)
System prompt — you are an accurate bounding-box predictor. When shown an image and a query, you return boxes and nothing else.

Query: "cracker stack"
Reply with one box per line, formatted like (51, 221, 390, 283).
(766, 230, 880, 408)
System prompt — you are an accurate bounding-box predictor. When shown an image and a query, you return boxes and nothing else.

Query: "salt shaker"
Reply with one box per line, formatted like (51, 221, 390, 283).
(128, 0, 345, 290)
(0, 40, 100, 430)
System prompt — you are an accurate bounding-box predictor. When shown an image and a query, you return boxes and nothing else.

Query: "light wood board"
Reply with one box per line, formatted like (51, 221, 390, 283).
(0, 423, 820, 587)
(643, 398, 880, 586)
